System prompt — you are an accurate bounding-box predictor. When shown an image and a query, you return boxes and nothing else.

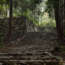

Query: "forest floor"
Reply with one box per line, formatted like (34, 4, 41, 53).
(0, 28, 65, 64)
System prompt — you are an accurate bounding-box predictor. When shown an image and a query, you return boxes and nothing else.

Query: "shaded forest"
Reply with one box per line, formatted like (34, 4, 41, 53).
(0, 0, 65, 65)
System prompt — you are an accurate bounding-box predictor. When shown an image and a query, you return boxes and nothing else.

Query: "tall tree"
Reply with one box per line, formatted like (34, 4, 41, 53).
(7, 0, 13, 42)
(59, 0, 64, 40)
(46, 0, 64, 40)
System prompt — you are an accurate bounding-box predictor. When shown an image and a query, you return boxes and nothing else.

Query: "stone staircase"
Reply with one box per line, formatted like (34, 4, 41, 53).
(0, 50, 63, 65)
(0, 32, 63, 65)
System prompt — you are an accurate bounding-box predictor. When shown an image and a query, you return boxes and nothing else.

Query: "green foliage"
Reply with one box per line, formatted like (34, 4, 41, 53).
(0, 0, 7, 4)
(45, 0, 59, 17)
(22, 9, 38, 26)
(38, 13, 56, 28)
(0, 0, 42, 17)
(13, 0, 42, 17)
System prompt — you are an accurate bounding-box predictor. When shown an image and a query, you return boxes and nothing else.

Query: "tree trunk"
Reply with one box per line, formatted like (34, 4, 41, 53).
(59, 0, 64, 40)
(7, 0, 13, 42)
(64, 0, 65, 38)
(54, 3, 64, 40)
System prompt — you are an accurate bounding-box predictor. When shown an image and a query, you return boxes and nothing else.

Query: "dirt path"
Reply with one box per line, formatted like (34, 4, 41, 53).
(1, 32, 65, 65)
(0, 32, 57, 53)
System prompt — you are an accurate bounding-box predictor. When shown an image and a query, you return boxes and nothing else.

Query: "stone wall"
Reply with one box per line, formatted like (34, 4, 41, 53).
(0, 16, 26, 41)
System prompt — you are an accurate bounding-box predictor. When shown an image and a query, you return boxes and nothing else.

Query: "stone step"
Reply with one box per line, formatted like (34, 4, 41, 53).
(0, 52, 58, 62)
